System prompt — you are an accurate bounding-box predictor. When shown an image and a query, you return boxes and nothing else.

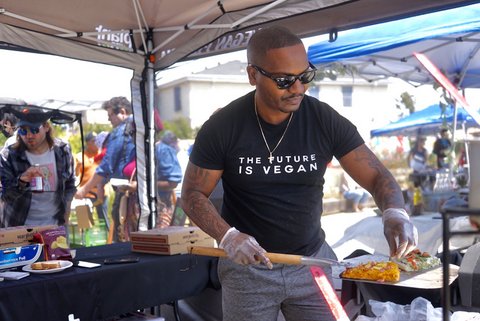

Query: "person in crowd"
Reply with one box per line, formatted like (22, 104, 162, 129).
(0, 107, 76, 227)
(94, 131, 110, 163)
(155, 130, 183, 227)
(92, 130, 110, 210)
(0, 112, 18, 148)
(181, 26, 417, 321)
(75, 97, 135, 242)
(340, 171, 371, 212)
(74, 132, 109, 231)
(407, 136, 428, 173)
(433, 128, 451, 169)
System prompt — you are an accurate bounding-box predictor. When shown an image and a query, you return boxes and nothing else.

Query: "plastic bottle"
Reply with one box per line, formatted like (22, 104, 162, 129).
(412, 187, 423, 215)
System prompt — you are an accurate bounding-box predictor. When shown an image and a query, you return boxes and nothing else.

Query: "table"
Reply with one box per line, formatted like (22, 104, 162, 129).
(331, 213, 476, 257)
(0, 242, 219, 321)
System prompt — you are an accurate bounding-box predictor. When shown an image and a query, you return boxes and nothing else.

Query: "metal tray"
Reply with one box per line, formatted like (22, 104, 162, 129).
(333, 254, 458, 289)
(340, 264, 458, 289)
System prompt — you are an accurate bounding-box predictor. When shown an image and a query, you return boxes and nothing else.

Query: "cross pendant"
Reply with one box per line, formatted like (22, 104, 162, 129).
(268, 153, 274, 164)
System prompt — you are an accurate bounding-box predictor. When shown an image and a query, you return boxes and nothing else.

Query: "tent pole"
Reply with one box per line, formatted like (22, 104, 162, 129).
(448, 102, 459, 186)
(146, 38, 157, 229)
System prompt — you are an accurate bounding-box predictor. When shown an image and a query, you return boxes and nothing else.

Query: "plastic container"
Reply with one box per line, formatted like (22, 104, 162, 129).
(0, 244, 43, 270)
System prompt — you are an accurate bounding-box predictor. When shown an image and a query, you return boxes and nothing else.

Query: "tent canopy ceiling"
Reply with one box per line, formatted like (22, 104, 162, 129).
(1, 0, 477, 72)
(370, 104, 479, 137)
(307, 3, 480, 89)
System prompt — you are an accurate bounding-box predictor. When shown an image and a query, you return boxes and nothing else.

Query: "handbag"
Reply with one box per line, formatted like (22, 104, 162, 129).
(118, 168, 136, 242)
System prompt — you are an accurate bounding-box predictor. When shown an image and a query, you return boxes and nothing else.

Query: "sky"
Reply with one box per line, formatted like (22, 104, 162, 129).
(0, 34, 477, 111)
(0, 50, 133, 104)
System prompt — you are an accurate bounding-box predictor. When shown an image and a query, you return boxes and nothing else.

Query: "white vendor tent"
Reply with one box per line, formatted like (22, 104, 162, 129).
(0, 0, 475, 226)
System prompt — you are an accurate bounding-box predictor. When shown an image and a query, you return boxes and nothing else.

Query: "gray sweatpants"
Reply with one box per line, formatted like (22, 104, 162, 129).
(218, 242, 338, 321)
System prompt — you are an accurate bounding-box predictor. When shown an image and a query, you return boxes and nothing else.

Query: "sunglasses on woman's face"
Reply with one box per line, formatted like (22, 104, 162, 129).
(17, 125, 43, 136)
(250, 62, 317, 89)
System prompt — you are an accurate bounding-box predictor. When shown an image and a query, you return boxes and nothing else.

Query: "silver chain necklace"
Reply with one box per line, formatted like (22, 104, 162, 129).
(254, 99, 293, 164)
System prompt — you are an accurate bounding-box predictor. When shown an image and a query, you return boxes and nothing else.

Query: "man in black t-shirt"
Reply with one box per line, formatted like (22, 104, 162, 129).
(181, 26, 417, 321)
(433, 128, 452, 169)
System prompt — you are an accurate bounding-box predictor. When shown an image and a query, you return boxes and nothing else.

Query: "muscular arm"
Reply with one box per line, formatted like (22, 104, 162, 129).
(339, 144, 404, 211)
(181, 162, 230, 243)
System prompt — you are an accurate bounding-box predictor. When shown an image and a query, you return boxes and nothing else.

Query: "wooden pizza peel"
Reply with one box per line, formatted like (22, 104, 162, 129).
(189, 246, 350, 267)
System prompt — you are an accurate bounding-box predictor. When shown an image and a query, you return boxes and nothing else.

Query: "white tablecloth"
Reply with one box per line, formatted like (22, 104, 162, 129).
(331, 212, 477, 257)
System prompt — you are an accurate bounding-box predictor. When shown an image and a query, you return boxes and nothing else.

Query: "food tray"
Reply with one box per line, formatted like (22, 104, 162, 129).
(334, 254, 458, 289)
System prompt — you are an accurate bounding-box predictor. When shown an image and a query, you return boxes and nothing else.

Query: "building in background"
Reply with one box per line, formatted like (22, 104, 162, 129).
(155, 60, 394, 141)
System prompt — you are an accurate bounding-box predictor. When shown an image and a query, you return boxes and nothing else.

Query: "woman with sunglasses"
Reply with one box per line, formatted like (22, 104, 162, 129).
(181, 26, 417, 321)
(0, 107, 76, 228)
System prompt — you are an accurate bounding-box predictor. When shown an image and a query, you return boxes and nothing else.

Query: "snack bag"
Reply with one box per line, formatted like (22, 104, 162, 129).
(36, 226, 72, 261)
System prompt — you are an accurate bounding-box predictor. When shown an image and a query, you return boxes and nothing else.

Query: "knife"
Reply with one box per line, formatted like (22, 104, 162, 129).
(189, 246, 350, 267)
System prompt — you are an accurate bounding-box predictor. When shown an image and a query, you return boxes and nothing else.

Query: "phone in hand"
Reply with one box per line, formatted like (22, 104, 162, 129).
(103, 256, 140, 265)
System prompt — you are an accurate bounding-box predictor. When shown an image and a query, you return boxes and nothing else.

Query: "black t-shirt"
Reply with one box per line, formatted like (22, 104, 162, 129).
(190, 91, 364, 255)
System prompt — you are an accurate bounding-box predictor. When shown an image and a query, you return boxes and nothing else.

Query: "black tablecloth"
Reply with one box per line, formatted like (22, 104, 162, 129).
(0, 242, 218, 321)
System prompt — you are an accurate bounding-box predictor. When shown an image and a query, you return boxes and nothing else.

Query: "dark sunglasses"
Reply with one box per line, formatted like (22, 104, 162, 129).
(250, 62, 317, 89)
(17, 125, 43, 136)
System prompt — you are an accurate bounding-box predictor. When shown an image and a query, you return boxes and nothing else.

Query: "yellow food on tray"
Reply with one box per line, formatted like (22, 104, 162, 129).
(340, 261, 400, 282)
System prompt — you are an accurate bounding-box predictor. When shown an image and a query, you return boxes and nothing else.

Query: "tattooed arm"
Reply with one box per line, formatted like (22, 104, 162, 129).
(338, 144, 404, 211)
(181, 161, 272, 267)
(181, 161, 230, 243)
(339, 144, 417, 258)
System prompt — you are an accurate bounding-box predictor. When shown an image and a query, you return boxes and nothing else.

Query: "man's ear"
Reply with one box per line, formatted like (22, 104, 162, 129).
(119, 108, 130, 119)
(246, 65, 257, 86)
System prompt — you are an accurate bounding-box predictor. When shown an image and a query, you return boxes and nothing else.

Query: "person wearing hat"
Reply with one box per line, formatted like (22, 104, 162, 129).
(74, 132, 109, 231)
(0, 107, 76, 227)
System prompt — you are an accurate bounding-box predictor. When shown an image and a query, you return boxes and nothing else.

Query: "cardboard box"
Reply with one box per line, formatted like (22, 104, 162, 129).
(130, 226, 212, 245)
(0, 225, 57, 247)
(75, 204, 94, 229)
(131, 237, 215, 255)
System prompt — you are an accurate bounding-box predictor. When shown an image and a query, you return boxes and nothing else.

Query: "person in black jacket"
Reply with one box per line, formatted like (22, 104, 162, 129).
(0, 107, 76, 227)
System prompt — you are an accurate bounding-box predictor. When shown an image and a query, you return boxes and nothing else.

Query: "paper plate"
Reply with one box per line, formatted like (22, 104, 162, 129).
(22, 260, 73, 274)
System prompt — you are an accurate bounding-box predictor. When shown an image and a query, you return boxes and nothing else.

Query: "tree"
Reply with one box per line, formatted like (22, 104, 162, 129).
(162, 117, 194, 140)
(396, 91, 415, 116)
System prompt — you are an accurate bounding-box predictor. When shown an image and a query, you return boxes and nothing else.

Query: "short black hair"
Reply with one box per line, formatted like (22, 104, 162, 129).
(247, 26, 302, 65)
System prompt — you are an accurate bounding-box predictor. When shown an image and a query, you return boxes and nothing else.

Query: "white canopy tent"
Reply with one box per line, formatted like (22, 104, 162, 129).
(0, 0, 476, 226)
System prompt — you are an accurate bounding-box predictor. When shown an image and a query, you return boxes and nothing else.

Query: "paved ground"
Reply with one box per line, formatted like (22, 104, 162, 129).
(322, 207, 379, 260)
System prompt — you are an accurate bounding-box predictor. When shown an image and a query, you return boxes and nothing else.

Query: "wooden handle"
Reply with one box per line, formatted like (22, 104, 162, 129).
(189, 246, 303, 265)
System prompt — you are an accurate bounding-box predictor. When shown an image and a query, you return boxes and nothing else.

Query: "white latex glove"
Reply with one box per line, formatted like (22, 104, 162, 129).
(382, 208, 418, 258)
(219, 227, 272, 269)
